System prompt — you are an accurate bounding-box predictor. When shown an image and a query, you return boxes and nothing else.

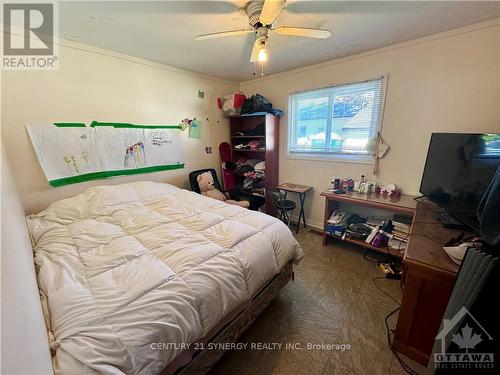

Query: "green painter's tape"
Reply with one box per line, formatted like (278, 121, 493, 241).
(90, 121, 183, 129)
(53, 123, 86, 127)
(48, 164, 185, 187)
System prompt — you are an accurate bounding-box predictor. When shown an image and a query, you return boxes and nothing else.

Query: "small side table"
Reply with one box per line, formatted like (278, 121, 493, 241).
(276, 183, 313, 233)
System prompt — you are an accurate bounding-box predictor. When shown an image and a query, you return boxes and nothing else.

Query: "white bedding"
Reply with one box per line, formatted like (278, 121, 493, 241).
(27, 181, 303, 374)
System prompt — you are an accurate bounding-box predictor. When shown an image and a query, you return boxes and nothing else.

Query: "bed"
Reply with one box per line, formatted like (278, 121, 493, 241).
(27, 181, 303, 374)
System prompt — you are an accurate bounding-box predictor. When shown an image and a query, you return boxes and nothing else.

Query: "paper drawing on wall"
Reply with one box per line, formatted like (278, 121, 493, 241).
(143, 129, 182, 167)
(189, 119, 202, 139)
(26, 122, 184, 187)
(61, 148, 92, 175)
(27, 126, 101, 180)
(124, 142, 147, 168)
(63, 155, 80, 174)
(179, 118, 202, 139)
(81, 150, 90, 163)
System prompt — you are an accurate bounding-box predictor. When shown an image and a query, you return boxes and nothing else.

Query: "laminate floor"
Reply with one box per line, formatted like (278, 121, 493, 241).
(210, 229, 427, 375)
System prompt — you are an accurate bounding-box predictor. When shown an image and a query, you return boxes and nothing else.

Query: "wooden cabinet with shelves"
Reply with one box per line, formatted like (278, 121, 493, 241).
(229, 114, 279, 216)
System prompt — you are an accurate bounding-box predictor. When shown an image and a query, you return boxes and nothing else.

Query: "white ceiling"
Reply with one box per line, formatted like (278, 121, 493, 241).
(60, 1, 500, 82)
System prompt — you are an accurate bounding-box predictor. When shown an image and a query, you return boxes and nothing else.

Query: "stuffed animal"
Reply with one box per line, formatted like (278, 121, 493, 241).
(197, 172, 250, 208)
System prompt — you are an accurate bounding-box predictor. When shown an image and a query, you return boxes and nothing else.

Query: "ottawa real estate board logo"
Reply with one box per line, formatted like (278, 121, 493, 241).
(2, 1, 59, 70)
(434, 307, 494, 370)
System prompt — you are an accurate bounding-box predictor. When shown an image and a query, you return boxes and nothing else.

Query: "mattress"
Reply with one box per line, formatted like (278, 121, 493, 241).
(26, 181, 303, 374)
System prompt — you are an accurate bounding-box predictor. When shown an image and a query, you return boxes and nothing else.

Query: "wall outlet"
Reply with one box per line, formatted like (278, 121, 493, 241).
(198, 90, 205, 99)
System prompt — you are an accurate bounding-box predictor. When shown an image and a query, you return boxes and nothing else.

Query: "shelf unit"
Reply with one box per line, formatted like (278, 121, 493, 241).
(229, 114, 279, 216)
(325, 232, 404, 259)
(231, 149, 265, 153)
(320, 190, 417, 258)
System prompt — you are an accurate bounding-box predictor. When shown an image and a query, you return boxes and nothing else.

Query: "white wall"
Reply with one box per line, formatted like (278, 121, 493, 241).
(240, 20, 500, 227)
(1, 40, 238, 214)
(1, 146, 53, 375)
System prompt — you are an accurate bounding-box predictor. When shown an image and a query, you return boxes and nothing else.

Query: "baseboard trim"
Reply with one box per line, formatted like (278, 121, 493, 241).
(289, 215, 323, 231)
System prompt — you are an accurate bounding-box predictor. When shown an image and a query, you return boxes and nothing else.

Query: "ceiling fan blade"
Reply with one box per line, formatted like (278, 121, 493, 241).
(250, 39, 261, 62)
(260, 0, 286, 25)
(274, 26, 332, 39)
(195, 29, 254, 41)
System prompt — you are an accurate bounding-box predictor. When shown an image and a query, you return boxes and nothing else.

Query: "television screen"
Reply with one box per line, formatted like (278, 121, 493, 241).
(420, 133, 500, 231)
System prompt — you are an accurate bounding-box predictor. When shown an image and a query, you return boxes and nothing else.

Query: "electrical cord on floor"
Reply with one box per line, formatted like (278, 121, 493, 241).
(372, 277, 420, 375)
(385, 307, 420, 375)
(372, 277, 401, 305)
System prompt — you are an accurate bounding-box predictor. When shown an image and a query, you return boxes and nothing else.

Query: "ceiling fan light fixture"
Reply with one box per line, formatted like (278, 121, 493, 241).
(258, 47, 267, 62)
(194, 0, 333, 77)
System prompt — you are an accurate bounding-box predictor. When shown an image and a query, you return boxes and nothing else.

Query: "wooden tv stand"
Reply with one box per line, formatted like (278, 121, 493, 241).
(320, 190, 418, 258)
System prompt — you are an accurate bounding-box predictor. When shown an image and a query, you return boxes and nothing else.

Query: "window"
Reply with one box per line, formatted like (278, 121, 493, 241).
(287, 76, 386, 161)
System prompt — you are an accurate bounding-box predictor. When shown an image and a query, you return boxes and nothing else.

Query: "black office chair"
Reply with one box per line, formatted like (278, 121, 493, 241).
(189, 168, 255, 208)
(271, 189, 296, 228)
(189, 168, 222, 194)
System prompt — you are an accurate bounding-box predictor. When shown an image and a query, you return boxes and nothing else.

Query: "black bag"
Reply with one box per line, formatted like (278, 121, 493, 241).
(241, 94, 273, 114)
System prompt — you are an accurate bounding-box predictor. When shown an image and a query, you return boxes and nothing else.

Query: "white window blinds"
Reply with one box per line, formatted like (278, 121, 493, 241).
(288, 76, 386, 158)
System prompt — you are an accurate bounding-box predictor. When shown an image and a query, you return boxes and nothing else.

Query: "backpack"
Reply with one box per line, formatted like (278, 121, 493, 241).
(241, 94, 273, 114)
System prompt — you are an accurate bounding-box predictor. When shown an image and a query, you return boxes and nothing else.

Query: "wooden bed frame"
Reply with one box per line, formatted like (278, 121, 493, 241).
(160, 261, 294, 375)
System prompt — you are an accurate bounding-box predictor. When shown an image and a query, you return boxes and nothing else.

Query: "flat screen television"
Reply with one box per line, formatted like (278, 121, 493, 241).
(420, 133, 500, 231)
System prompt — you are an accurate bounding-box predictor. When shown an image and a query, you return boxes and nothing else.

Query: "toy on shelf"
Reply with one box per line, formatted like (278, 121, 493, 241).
(378, 184, 402, 197)
(328, 176, 405, 197)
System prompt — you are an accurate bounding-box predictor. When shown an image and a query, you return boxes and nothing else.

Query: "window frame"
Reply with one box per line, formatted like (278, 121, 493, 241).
(286, 75, 388, 164)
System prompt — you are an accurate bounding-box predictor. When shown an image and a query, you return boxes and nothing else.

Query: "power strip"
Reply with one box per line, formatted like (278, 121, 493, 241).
(379, 262, 402, 280)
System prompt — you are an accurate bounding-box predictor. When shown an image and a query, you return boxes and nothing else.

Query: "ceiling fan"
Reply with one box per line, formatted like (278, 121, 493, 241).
(194, 0, 332, 75)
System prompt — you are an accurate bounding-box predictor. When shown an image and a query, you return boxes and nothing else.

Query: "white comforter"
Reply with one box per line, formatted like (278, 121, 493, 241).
(27, 181, 303, 374)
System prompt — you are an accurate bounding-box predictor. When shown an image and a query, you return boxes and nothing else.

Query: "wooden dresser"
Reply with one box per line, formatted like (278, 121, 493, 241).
(394, 201, 463, 366)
